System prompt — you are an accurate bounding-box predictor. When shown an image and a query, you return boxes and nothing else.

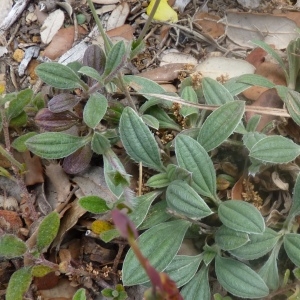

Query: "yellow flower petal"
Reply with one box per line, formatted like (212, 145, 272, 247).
(146, 0, 178, 22)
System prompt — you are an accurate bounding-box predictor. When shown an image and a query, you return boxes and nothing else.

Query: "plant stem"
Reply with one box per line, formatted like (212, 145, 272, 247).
(117, 73, 137, 111)
(87, 0, 112, 54)
(136, 0, 161, 46)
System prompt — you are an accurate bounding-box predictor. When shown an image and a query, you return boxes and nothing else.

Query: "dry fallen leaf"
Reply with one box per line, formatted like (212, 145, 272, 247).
(0, 0, 12, 28)
(243, 61, 286, 101)
(138, 63, 187, 83)
(195, 56, 255, 80)
(40, 9, 65, 44)
(43, 26, 87, 60)
(193, 12, 225, 39)
(160, 50, 198, 66)
(226, 11, 299, 49)
(245, 47, 267, 68)
(106, 2, 130, 31)
(245, 88, 283, 132)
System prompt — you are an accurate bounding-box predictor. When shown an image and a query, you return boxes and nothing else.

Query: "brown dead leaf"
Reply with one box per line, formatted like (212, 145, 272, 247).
(245, 47, 267, 68)
(44, 26, 87, 60)
(106, 24, 134, 41)
(275, 11, 300, 27)
(138, 63, 187, 83)
(243, 62, 286, 101)
(51, 199, 86, 250)
(14, 151, 44, 186)
(0, 210, 23, 233)
(45, 162, 71, 207)
(193, 12, 225, 39)
(34, 272, 60, 291)
(246, 89, 283, 132)
(37, 278, 77, 299)
(231, 174, 246, 200)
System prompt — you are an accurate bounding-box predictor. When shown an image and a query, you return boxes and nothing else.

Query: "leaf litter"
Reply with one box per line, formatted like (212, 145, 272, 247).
(1, 0, 300, 299)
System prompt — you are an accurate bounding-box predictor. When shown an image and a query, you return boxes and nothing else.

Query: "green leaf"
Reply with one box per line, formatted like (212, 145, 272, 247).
(229, 228, 280, 260)
(91, 132, 111, 155)
(119, 107, 165, 172)
(243, 132, 267, 151)
(100, 229, 120, 242)
(78, 66, 102, 82)
(284, 233, 300, 267)
(166, 164, 192, 183)
(129, 191, 161, 227)
(31, 265, 53, 277)
(7, 88, 33, 120)
(215, 255, 269, 298)
(141, 114, 159, 130)
(258, 247, 280, 290)
(36, 62, 87, 90)
(146, 173, 170, 188)
(12, 132, 37, 152)
(165, 255, 202, 287)
(181, 266, 210, 300)
(252, 40, 288, 82)
(0, 234, 27, 258)
(198, 101, 245, 151)
(287, 174, 300, 224)
(6, 267, 32, 300)
(166, 180, 212, 219)
(83, 93, 108, 129)
(37, 211, 60, 252)
(79, 196, 110, 214)
(175, 135, 216, 199)
(26, 132, 90, 159)
(246, 115, 261, 132)
(218, 200, 265, 234)
(250, 135, 300, 163)
(215, 225, 249, 251)
(9, 111, 28, 127)
(202, 77, 234, 105)
(237, 74, 276, 89)
(223, 77, 251, 96)
(72, 288, 87, 300)
(138, 200, 171, 230)
(287, 38, 300, 89)
(277, 86, 300, 126)
(122, 220, 190, 285)
(202, 244, 217, 266)
(102, 40, 126, 81)
(146, 106, 181, 131)
(180, 86, 199, 117)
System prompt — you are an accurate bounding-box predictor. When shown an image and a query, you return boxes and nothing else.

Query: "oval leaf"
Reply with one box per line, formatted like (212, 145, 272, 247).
(91, 132, 111, 155)
(229, 228, 280, 260)
(165, 255, 202, 288)
(37, 211, 60, 252)
(202, 77, 234, 105)
(180, 266, 210, 300)
(175, 135, 216, 198)
(72, 288, 87, 300)
(7, 89, 33, 120)
(287, 174, 300, 224)
(180, 86, 199, 117)
(197, 101, 245, 152)
(215, 255, 269, 298)
(6, 267, 32, 300)
(218, 200, 265, 234)
(119, 107, 164, 172)
(36, 62, 86, 89)
(284, 233, 300, 267)
(79, 196, 110, 214)
(250, 135, 300, 163)
(83, 93, 108, 129)
(215, 225, 249, 251)
(0, 234, 27, 258)
(122, 220, 190, 286)
(129, 191, 161, 228)
(166, 180, 212, 219)
(258, 248, 279, 290)
(26, 132, 90, 159)
(48, 93, 79, 113)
